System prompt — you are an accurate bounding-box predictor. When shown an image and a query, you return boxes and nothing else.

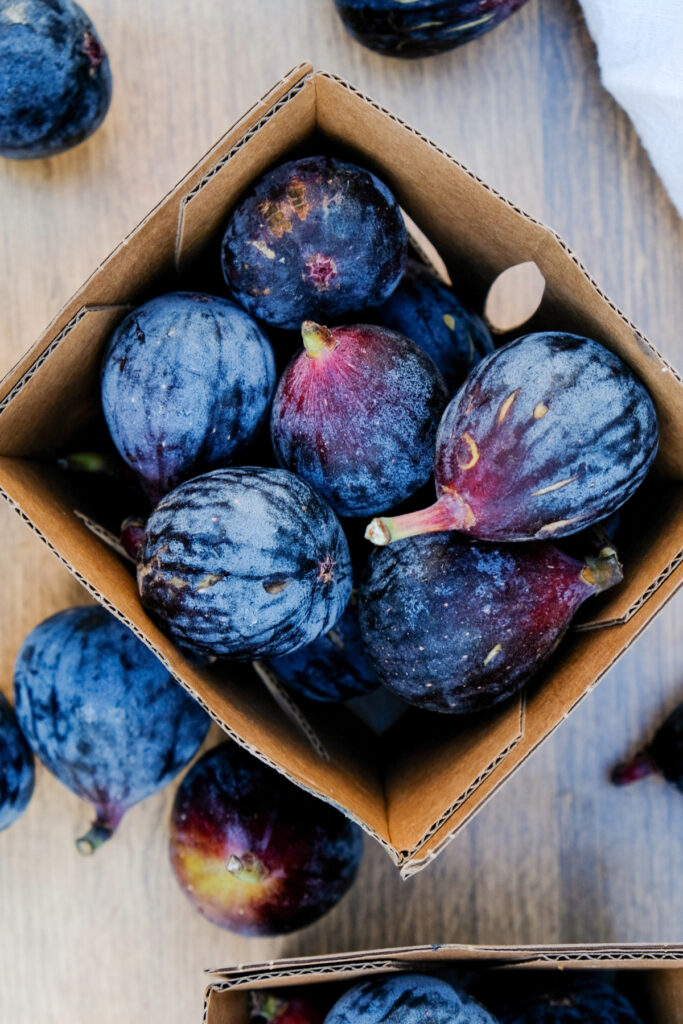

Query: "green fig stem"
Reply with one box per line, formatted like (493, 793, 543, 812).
(250, 992, 285, 1021)
(225, 852, 269, 883)
(365, 494, 473, 546)
(581, 546, 623, 594)
(75, 820, 115, 856)
(57, 451, 114, 475)
(302, 321, 336, 358)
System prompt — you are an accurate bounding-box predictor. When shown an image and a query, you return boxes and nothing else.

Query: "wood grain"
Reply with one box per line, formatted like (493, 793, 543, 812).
(0, 2, 682, 1022)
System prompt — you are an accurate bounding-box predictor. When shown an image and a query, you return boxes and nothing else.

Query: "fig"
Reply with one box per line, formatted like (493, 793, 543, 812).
(612, 701, 683, 793)
(324, 974, 498, 1024)
(13, 606, 210, 852)
(137, 467, 352, 659)
(221, 156, 407, 329)
(359, 533, 623, 713)
(101, 292, 276, 505)
(367, 332, 659, 546)
(0, 0, 112, 159)
(250, 990, 325, 1024)
(266, 593, 379, 703)
(376, 258, 494, 393)
(120, 515, 147, 561)
(271, 321, 448, 518)
(494, 979, 643, 1023)
(332, 0, 530, 59)
(169, 741, 363, 935)
(0, 692, 35, 831)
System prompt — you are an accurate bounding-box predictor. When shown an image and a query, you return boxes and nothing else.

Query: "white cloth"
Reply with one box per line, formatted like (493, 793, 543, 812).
(578, 0, 683, 217)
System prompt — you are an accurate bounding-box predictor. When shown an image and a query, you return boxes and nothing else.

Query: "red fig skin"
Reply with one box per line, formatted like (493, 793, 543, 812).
(612, 702, 683, 792)
(120, 516, 146, 561)
(359, 534, 623, 713)
(169, 741, 363, 935)
(611, 752, 655, 786)
(271, 322, 448, 518)
(366, 332, 658, 546)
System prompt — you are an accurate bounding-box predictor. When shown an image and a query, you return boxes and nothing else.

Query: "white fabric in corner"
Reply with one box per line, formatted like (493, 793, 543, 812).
(578, 0, 683, 217)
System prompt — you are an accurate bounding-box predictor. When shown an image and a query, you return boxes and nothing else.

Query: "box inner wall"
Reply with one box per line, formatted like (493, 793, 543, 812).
(205, 966, 683, 1024)
(0, 72, 681, 860)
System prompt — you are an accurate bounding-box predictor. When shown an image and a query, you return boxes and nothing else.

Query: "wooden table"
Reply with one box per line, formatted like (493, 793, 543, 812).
(1, 2, 681, 1022)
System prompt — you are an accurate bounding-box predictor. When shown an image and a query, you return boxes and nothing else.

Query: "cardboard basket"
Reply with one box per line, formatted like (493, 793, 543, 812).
(203, 945, 683, 1024)
(0, 64, 681, 876)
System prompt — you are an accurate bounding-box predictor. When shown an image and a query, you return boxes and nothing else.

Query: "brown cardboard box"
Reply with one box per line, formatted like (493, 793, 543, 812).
(0, 64, 681, 876)
(203, 945, 683, 1024)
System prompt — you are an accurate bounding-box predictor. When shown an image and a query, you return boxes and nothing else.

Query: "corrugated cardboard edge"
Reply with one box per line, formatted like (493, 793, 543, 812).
(0, 304, 134, 419)
(574, 545, 683, 629)
(174, 77, 313, 270)
(203, 944, 683, 1022)
(390, 695, 526, 871)
(314, 74, 681, 390)
(3, 463, 536, 873)
(7, 459, 669, 878)
(1, 64, 671, 626)
(314, 68, 683, 631)
(207, 943, 683, 979)
(0, 66, 525, 871)
(398, 563, 683, 877)
(2, 64, 676, 630)
(0, 61, 313, 403)
(0, 66, 682, 876)
(0, 473, 402, 866)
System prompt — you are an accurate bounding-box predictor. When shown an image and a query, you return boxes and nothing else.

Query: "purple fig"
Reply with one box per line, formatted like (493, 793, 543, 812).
(612, 702, 683, 793)
(366, 332, 658, 546)
(324, 973, 497, 1024)
(266, 592, 379, 703)
(359, 533, 623, 713)
(169, 741, 363, 935)
(0, 0, 112, 159)
(120, 516, 146, 561)
(221, 156, 407, 330)
(491, 977, 644, 1024)
(137, 467, 352, 660)
(271, 321, 448, 518)
(13, 606, 210, 852)
(333, 0, 530, 59)
(0, 693, 35, 831)
(100, 292, 276, 505)
(375, 257, 494, 394)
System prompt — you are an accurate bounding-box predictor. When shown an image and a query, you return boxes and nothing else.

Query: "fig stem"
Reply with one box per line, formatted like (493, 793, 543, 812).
(226, 852, 269, 883)
(611, 750, 655, 786)
(581, 546, 623, 594)
(75, 820, 115, 855)
(365, 494, 472, 546)
(301, 321, 336, 358)
(57, 451, 114, 475)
